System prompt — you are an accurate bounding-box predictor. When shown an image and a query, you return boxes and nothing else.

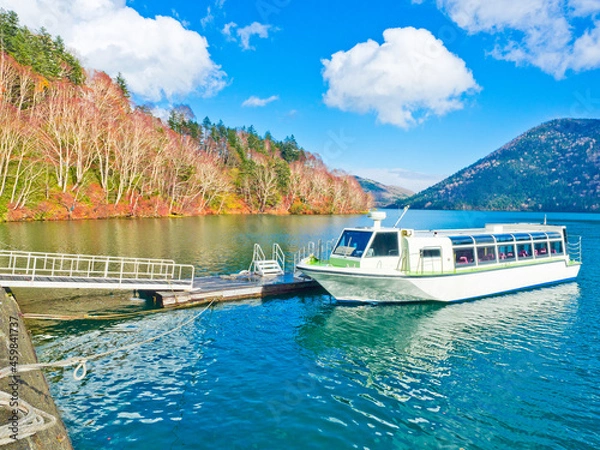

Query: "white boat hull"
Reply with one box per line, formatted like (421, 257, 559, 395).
(298, 260, 581, 303)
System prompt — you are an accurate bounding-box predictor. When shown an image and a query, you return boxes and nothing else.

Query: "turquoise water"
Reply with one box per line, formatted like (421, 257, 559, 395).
(12, 211, 600, 449)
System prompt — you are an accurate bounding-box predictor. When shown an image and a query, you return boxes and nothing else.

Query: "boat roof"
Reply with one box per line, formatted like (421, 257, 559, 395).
(346, 223, 566, 238)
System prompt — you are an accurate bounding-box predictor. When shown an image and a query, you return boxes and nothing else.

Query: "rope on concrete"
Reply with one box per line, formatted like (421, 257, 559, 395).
(0, 300, 214, 444)
(23, 299, 214, 321)
(0, 392, 57, 445)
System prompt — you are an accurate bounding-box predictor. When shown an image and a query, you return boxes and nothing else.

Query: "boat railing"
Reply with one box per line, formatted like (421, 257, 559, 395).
(292, 239, 336, 272)
(567, 236, 582, 263)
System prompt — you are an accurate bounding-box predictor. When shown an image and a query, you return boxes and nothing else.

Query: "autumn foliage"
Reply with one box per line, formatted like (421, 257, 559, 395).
(0, 51, 371, 221)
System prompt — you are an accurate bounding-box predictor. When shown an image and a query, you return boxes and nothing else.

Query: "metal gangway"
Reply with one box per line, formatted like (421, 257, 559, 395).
(0, 250, 195, 291)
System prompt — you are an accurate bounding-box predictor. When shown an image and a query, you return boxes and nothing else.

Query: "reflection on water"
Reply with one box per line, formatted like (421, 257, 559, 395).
(294, 284, 589, 449)
(301, 283, 578, 358)
(0, 214, 360, 270)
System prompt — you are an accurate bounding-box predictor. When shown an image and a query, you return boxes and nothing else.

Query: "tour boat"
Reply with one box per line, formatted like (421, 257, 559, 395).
(296, 211, 582, 303)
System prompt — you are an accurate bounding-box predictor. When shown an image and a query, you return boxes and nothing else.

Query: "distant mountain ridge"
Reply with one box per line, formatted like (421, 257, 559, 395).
(355, 177, 413, 208)
(398, 119, 600, 212)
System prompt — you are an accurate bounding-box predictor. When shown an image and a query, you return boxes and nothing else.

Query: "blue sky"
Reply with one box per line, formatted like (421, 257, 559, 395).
(3, 0, 600, 192)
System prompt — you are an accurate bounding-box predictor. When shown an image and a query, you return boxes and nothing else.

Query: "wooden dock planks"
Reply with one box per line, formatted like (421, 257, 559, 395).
(144, 274, 321, 308)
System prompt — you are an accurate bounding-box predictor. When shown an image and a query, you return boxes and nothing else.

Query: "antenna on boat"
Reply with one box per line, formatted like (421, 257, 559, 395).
(367, 210, 387, 229)
(543, 214, 547, 225)
(394, 205, 410, 228)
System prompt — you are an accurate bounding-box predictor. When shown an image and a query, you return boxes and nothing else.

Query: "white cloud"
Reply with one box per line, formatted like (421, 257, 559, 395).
(221, 21, 272, 50)
(439, 0, 561, 32)
(435, 0, 600, 78)
(222, 21, 237, 40)
(321, 27, 480, 129)
(570, 0, 600, 16)
(200, 6, 213, 28)
(1, 0, 227, 101)
(571, 23, 600, 71)
(353, 167, 445, 192)
(242, 95, 279, 107)
(151, 106, 171, 122)
(237, 22, 272, 50)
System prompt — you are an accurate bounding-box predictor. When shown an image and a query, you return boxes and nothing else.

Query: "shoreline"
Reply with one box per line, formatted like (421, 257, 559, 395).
(3, 206, 600, 224)
(0, 208, 371, 224)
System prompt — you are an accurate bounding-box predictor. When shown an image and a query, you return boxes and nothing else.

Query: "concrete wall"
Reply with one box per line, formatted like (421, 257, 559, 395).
(0, 288, 73, 450)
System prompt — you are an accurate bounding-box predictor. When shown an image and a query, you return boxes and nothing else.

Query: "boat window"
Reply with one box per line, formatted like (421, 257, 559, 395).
(517, 243, 533, 259)
(530, 232, 547, 241)
(546, 232, 562, 240)
(449, 235, 474, 246)
(498, 244, 516, 261)
(513, 233, 532, 241)
(474, 235, 495, 244)
(550, 241, 564, 255)
(534, 241, 549, 257)
(454, 248, 475, 266)
(332, 230, 372, 257)
(366, 232, 399, 257)
(494, 234, 514, 243)
(421, 248, 441, 258)
(477, 246, 496, 264)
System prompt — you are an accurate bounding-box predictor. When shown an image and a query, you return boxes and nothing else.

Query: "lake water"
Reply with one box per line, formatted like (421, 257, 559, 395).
(4, 210, 599, 449)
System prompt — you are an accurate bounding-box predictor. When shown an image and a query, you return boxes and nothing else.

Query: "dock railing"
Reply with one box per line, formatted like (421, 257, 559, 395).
(0, 250, 195, 290)
(272, 243, 285, 274)
(249, 243, 267, 273)
(249, 240, 336, 276)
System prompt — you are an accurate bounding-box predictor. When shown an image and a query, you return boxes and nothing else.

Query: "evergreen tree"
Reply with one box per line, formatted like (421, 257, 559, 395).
(281, 135, 304, 162)
(0, 9, 84, 84)
(116, 72, 130, 98)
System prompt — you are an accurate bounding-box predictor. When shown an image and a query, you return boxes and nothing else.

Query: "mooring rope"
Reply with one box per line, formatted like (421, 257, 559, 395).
(23, 309, 163, 321)
(23, 298, 213, 321)
(0, 300, 214, 444)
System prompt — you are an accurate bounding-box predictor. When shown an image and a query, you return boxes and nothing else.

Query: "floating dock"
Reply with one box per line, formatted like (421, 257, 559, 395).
(143, 273, 321, 308)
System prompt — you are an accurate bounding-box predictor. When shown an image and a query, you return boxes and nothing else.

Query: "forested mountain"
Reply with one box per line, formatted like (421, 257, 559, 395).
(355, 177, 413, 208)
(399, 119, 600, 212)
(0, 11, 370, 221)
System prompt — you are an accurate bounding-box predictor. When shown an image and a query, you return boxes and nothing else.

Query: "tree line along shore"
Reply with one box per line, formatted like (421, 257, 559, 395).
(0, 10, 371, 222)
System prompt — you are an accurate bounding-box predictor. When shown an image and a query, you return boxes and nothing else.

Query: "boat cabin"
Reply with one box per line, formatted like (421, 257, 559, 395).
(399, 225, 567, 274)
(330, 228, 401, 269)
(328, 221, 569, 275)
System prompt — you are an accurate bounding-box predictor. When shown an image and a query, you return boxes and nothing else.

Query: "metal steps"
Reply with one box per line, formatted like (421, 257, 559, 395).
(250, 243, 285, 277)
(253, 259, 284, 276)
